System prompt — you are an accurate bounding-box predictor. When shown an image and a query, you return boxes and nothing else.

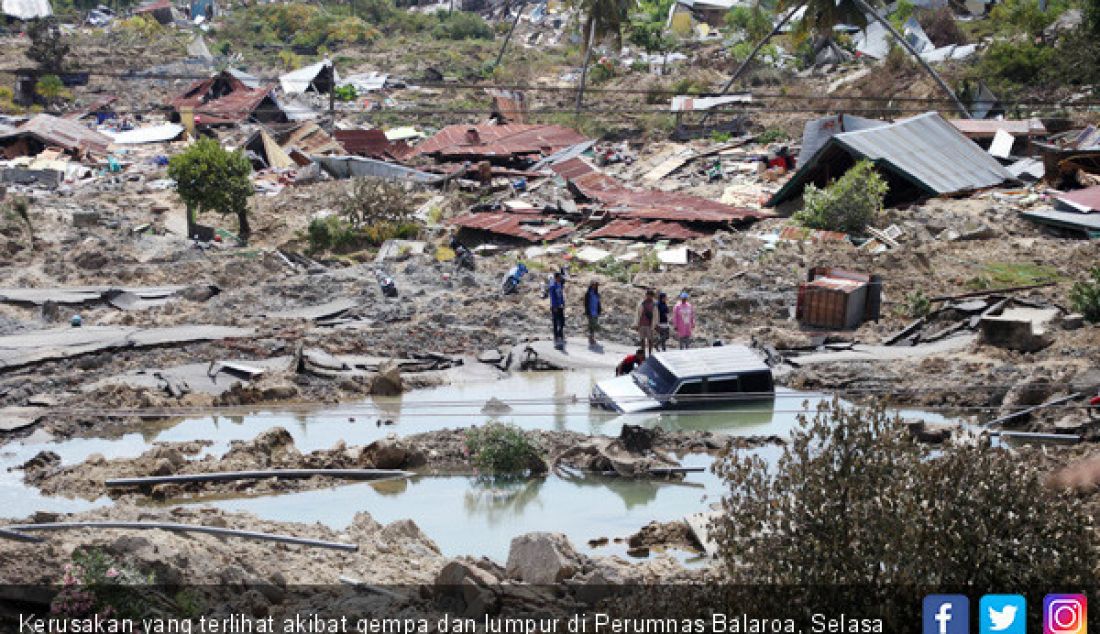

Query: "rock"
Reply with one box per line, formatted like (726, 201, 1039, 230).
(73, 251, 108, 270)
(505, 532, 582, 584)
(370, 361, 403, 396)
(151, 446, 187, 469)
(619, 424, 658, 453)
(587, 537, 609, 547)
(1053, 417, 1085, 433)
(150, 458, 175, 476)
(20, 450, 60, 472)
(477, 349, 502, 364)
(362, 439, 408, 469)
(178, 284, 220, 302)
(380, 519, 441, 555)
(435, 558, 501, 618)
(626, 546, 650, 558)
(31, 511, 60, 523)
(260, 384, 299, 401)
(1062, 313, 1085, 330)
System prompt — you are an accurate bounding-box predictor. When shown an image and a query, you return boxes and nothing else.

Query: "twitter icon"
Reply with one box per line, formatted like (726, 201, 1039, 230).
(981, 594, 1027, 634)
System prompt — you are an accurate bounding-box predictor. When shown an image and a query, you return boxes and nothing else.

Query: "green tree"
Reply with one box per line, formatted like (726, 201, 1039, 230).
(34, 74, 66, 105)
(713, 399, 1096, 588)
(25, 18, 70, 72)
(793, 159, 887, 233)
(167, 138, 254, 244)
(726, 5, 772, 41)
(628, 21, 674, 56)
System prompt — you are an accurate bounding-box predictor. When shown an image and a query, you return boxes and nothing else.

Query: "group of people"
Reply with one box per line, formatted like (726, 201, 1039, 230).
(547, 272, 696, 359)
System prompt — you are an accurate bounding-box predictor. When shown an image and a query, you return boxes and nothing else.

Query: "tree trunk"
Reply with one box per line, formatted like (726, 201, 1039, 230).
(852, 0, 971, 118)
(237, 210, 250, 246)
(575, 17, 598, 118)
(493, 0, 525, 69)
(186, 205, 197, 240)
(701, 2, 805, 124)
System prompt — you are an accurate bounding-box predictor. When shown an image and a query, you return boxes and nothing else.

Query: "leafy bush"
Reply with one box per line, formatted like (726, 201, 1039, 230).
(52, 549, 201, 621)
(34, 74, 68, 103)
(1070, 266, 1100, 322)
(725, 5, 771, 41)
(464, 423, 545, 475)
(334, 84, 358, 102)
(904, 290, 930, 318)
(755, 127, 787, 144)
(794, 160, 887, 234)
(168, 138, 254, 244)
(978, 40, 1054, 87)
(588, 57, 615, 83)
(713, 399, 1096, 588)
(989, 0, 1068, 38)
(432, 11, 493, 40)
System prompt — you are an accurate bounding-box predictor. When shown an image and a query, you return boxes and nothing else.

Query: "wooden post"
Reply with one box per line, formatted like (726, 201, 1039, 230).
(575, 17, 597, 119)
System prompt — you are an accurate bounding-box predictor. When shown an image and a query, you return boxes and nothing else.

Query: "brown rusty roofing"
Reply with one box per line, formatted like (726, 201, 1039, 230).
(570, 170, 767, 223)
(447, 212, 574, 242)
(0, 114, 111, 157)
(588, 219, 705, 241)
(410, 124, 589, 159)
(171, 72, 279, 124)
(277, 122, 344, 155)
(333, 128, 410, 159)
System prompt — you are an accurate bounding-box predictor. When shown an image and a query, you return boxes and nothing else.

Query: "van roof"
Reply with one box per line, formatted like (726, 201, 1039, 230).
(651, 345, 770, 380)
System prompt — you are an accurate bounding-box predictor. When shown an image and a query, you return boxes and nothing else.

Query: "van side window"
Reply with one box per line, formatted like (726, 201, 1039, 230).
(707, 377, 740, 395)
(740, 371, 774, 394)
(676, 380, 703, 397)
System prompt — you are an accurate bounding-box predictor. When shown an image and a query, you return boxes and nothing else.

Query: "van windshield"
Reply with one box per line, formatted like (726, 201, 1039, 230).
(632, 359, 677, 397)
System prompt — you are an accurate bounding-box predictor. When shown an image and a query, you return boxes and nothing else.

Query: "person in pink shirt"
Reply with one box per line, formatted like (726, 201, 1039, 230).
(672, 291, 695, 349)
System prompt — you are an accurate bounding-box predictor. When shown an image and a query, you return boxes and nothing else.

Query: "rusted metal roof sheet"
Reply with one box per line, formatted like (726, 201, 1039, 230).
(778, 225, 849, 242)
(0, 114, 111, 157)
(410, 124, 588, 160)
(588, 219, 705, 240)
(277, 122, 344, 155)
(570, 171, 767, 222)
(333, 128, 409, 159)
(549, 156, 597, 180)
(171, 72, 279, 124)
(1054, 185, 1100, 213)
(950, 118, 1047, 139)
(448, 212, 574, 242)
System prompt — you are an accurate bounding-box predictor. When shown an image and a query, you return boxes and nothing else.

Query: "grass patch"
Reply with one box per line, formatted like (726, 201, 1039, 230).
(965, 262, 1064, 290)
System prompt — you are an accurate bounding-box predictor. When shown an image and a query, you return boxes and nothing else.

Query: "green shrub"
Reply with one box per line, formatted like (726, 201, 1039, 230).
(979, 40, 1054, 86)
(794, 160, 887, 234)
(755, 127, 787, 144)
(1070, 266, 1100, 322)
(904, 290, 931, 318)
(713, 399, 1097, 590)
(726, 5, 772, 41)
(432, 11, 493, 40)
(464, 423, 545, 475)
(334, 84, 358, 102)
(989, 0, 1067, 38)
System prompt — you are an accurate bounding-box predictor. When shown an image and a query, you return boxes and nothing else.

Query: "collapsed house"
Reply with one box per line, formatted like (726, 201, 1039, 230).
(280, 61, 337, 96)
(409, 124, 589, 166)
(244, 121, 345, 169)
(769, 112, 1014, 207)
(171, 70, 286, 127)
(0, 114, 111, 160)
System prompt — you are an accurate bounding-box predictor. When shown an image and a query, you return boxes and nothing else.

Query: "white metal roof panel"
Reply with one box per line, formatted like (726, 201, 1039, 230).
(652, 345, 769, 380)
(3, 0, 51, 19)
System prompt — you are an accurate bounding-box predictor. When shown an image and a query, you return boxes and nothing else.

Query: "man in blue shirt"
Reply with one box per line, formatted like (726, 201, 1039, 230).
(584, 281, 601, 346)
(549, 272, 566, 347)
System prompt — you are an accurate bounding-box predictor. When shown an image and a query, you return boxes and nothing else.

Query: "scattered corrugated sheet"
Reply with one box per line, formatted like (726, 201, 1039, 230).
(548, 156, 597, 180)
(770, 112, 1014, 206)
(950, 118, 1047, 139)
(570, 169, 766, 222)
(61, 95, 118, 120)
(778, 225, 849, 242)
(410, 124, 589, 160)
(529, 140, 597, 171)
(448, 212, 574, 242)
(277, 122, 344, 155)
(312, 155, 446, 184)
(1054, 186, 1100, 213)
(2, 0, 51, 18)
(588, 219, 705, 240)
(341, 72, 387, 94)
(1020, 208, 1100, 235)
(0, 114, 111, 158)
(226, 68, 261, 89)
(107, 124, 184, 145)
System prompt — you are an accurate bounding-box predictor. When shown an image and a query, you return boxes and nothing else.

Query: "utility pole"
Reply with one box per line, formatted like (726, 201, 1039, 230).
(493, 0, 526, 70)
(574, 17, 597, 119)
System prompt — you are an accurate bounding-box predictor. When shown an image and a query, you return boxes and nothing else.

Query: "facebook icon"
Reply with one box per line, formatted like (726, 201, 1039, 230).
(924, 595, 970, 634)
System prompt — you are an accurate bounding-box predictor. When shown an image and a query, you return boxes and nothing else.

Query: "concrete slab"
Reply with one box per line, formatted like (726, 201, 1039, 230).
(86, 357, 291, 396)
(517, 338, 636, 371)
(267, 298, 359, 321)
(0, 286, 186, 307)
(789, 334, 976, 365)
(0, 407, 44, 432)
(684, 510, 722, 558)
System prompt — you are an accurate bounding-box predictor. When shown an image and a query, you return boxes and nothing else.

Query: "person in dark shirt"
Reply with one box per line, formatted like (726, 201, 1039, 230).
(548, 272, 565, 347)
(655, 291, 670, 352)
(616, 349, 646, 376)
(636, 289, 656, 356)
(584, 281, 601, 346)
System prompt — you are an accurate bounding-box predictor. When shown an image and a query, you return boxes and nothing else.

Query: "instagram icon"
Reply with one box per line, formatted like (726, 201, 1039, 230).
(1045, 595, 1087, 634)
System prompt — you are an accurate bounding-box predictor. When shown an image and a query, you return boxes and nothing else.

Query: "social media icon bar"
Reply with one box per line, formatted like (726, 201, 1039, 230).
(925, 595, 970, 634)
(1045, 595, 1087, 634)
(981, 595, 1026, 634)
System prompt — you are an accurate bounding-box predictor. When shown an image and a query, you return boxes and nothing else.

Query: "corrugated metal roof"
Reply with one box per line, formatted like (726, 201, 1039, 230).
(411, 124, 588, 159)
(798, 114, 887, 168)
(548, 156, 597, 180)
(0, 114, 111, 157)
(1054, 186, 1100, 213)
(172, 72, 279, 124)
(571, 171, 767, 223)
(770, 112, 1014, 206)
(778, 225, 849, 242)
(333, 129, 408, 159)
(950, 118, 1047, 139)
(653, 345, 769, 380)
(280, 61, 338, 95)
(277, 122, 343, 155)
(447, 212, 574, 242)
(588, 219, 705, 240)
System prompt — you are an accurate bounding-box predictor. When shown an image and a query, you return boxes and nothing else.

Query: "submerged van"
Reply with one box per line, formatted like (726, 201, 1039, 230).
(591, 345, 774, 413)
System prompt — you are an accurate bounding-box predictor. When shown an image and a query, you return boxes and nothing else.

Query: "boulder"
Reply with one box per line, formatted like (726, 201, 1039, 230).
(435, 558, 501, 617)
(361, 438, 408, 469)
(370, 361, 403, 396)
(380, 519, 440, 556)
(505, 532, 583, 584)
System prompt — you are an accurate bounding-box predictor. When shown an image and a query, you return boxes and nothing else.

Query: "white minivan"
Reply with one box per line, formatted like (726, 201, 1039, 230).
(591, 345, 775, 413)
